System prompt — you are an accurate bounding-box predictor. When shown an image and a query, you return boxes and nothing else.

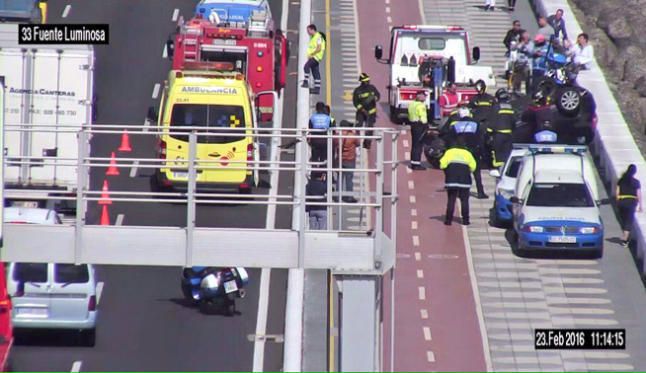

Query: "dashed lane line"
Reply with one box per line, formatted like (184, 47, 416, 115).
(70, 361, 82, 372)
(420, 309, 428, 319)
(418, 286, 426, 300)
(62, 4, 71, 18)
(171, 8, 179, 22)
(423, 327, 432, 341)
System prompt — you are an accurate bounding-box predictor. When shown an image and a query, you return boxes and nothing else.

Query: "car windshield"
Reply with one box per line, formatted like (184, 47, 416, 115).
(526, 183, 594, 207)
(505, 157, 522, 178)
(54, 264, 89, 284)
(13, 263, 48, 283)
(169, 104, 246, 144)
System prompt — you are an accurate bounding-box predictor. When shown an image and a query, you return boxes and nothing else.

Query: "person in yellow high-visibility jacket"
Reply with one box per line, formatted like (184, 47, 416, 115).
(302, 24, 326, 95)
(408, 92, 428, 170)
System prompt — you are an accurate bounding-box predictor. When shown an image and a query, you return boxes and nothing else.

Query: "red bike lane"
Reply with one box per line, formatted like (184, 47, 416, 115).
(355, 0, 487, 370)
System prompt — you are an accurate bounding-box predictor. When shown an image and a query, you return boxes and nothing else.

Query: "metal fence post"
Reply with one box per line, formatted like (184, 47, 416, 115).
(326, 131, 333, 230)
(186, 131, 198, 267)
(389, 131, 398, 372)
(374, 136, 384, 268)
(74, 129, 88, 264)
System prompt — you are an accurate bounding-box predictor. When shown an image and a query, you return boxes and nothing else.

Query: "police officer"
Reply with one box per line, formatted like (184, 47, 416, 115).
(447, 105, 488, 199)
(408, 92, 428, 170)
(353, 73, 381, 149)
(308, 102, 332, 163)
(487, 89, 516, 168)
(533, 120, 558, 143)
(469, 80, 496, 128)
(439, 136, 477, 226)
(302, 24, 326, 95)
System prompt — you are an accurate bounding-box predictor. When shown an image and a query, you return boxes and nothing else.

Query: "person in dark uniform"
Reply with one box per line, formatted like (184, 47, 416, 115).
(521, 89, 555, 138)
(440, 136, 477, 225)
(352, 73, 381, 149)
(469, 80, 496, 128)
(447, 105, 488, 199)
(616, 164, 642, 246)
(487, 89, 516, 168)
(308, 102, 332, 164)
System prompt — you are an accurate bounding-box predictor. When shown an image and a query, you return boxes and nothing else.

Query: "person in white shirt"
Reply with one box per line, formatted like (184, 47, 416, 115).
(571, 33, 593, 70)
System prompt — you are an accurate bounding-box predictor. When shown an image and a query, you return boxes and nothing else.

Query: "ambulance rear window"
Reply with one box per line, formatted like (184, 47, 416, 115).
(170, 104, 246, 144)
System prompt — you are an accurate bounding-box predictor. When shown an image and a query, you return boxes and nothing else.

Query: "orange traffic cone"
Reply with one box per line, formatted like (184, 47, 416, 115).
(106, 152, 120, 176)
(98, 179, 112, 205)
(118, 130, 132, 152)
(100, 205, 110, 226)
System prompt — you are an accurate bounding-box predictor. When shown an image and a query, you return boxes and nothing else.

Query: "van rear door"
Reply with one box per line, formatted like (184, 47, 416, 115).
(47, 264, 92, 322)
(10, 263, 51, 320)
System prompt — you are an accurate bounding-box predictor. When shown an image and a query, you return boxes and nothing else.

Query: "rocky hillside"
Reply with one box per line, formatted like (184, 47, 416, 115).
(568, 0, 646, 153)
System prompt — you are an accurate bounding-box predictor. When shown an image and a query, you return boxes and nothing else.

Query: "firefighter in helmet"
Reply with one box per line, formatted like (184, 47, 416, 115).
(352, 73, 381, 149)
(487, 89, 516, 168)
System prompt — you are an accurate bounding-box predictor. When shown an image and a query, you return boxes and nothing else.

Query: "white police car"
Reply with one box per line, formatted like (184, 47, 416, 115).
(510, 145, 603, 258)
(490, 145, 529, 226)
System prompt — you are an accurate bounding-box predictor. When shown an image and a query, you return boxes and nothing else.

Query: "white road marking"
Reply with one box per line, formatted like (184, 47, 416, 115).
(162, 44, 168, 59)
(406, 167, 412, 174)
(152, 83, 161, 99)
(385, 6, 391, 13)
(418, 286, 425, 300)
(414, 252, 421, 261)
(423, 326, 432, 341)
(408, 180, 414, 190)
(96, 282, 104, 305)
(409, 195, 416, 203)
(62, 4, 71, 18)
(411, 221, 418, 230)
(404, 151, 410, 159)
(402, 139, 409, 148)
(426, 351, 435, 362)
(416, 269, 423, 278)
(129, 160, 139, 178)
(411, 209, 417, 216)
(115, 214, 124, 226)
(412, 235, 420, 247)
(420, 309, 428, 319)
(386, 16, 392, 23)
(71, 361, 82, 372)
(171, 8, 180, 22)
(385, 0, 390, 3)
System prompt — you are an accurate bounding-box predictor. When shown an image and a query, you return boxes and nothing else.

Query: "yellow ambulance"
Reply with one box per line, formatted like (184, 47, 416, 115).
(153, 62, 275, 193)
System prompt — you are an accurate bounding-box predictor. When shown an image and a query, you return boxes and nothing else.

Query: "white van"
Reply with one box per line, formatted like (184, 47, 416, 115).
(511, 145, 603, 258)
(4, 208, 98, 346)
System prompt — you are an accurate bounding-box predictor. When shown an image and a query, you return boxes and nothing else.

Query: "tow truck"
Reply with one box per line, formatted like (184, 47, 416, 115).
(166, 9, 287, 122)
(374, 25, 496, 124)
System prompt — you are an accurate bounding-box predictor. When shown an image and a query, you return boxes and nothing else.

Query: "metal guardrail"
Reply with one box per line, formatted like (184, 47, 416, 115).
(1, 124, 398, 273)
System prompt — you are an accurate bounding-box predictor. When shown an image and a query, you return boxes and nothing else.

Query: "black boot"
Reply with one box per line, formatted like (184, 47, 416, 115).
(301, 80, 309, 88)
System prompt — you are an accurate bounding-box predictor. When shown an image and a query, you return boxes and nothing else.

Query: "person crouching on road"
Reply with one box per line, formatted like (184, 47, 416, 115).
(440, 136, 477, 226)
(306, 171, 328, 230)
(408, 91, 429, 170)
(353, 73, 381, 150)
(616, 164, 642, 246)
(302, 24, 326, 95)
(334, 120, 360, 203)
(308, 102, 332, 164)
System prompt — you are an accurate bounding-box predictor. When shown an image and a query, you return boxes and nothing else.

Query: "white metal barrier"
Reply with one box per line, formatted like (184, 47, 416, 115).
(1, 124, 397, 272)
(532, 0, 646, 274)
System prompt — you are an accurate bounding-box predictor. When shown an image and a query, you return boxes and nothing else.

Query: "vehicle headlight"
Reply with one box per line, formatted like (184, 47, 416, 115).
(522, 225, 544, 233)
(579, 226, 599, 234)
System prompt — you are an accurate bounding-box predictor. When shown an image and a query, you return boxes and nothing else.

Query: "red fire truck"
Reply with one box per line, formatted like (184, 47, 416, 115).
(0, 264, 13, 372)
(167, 13, 288, 122)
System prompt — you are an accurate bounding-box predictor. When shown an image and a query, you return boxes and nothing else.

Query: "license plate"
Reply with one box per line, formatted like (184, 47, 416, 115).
(172, 171, 188, 179)
(16, 307, 48, 317)
(548, 236, 577, 243)
(12, 201, 39, 208)
(224, 280, 238, 294)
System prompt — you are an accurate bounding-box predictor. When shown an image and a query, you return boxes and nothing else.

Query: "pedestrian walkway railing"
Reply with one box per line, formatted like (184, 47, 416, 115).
(1, 124, 398, 273)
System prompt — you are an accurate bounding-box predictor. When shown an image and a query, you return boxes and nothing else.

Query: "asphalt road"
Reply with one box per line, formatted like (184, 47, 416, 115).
(11, 0, 294, 370)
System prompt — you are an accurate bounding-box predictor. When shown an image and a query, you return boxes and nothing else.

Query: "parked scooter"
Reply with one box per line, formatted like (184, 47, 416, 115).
(181, 266, 249, 315)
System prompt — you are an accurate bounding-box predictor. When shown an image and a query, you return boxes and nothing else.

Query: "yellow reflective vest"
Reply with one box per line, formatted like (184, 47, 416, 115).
(307, 32, 326, 61)
(407, 101, 428, 124)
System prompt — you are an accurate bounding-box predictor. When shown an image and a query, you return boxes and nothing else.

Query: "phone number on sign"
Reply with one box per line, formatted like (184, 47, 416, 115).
(534, 329, 626, 350)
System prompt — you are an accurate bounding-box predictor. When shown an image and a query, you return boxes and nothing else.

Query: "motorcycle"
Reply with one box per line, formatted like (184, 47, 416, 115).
(536, 43, 584, 118)
(181, 266, 249, 316)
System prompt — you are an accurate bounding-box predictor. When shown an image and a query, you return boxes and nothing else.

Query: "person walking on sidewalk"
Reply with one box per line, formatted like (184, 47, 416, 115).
(507, 0, 517, 11)
(306, 171, 328, 230)
(352, 73, 381, 150)
(335, 120, 360, 203)
(408, 92, 428, 170)
(302, 24, 326, 95)
(484, 0, 495, 11)
(616, 164, 642, 246)
(440, 136, 477, 226)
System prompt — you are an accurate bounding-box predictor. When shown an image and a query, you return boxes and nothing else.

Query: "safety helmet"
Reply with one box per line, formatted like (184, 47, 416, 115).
(495, 88, 510, 102)
(359, 72, 370, 82)
(532, 89, 547, 104)
(475, 79, 487, 94)
(534, 34, 546, 44)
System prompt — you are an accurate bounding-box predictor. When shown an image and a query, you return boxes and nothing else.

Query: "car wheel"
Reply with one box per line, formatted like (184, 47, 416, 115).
(81, 328, 96, 347)
(556, 87, 581, 117)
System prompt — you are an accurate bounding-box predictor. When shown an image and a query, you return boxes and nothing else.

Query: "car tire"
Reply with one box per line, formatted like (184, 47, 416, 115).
(82, 328, 96, 347)
(556, 87, 581, 117)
